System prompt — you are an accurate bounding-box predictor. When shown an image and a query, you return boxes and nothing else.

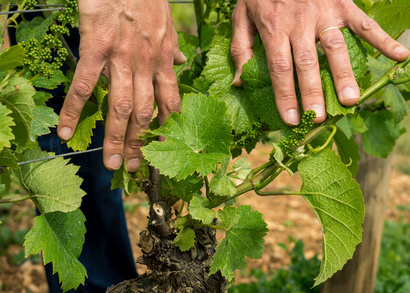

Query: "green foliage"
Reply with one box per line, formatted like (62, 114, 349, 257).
(370, 0, 410, 37)
(173, 227, 196, 252)
(229, 238, 321, 293)
(298, 149, 364, 286)
(142, 93, 233, 180)
(210, 206, 269, 281)
(10, 148, 86, 214)
(24, 210, 87, 292)
(189, 194, 216, 225)
(375, 215, 410, 293)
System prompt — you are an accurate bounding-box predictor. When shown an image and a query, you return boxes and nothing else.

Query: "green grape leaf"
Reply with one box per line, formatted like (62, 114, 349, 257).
(335, 116, 352, 139)
(232, 157, 251, 180)
(241, 47, 285, 130)
(333, 129, 360, 177)
(174, 32, 199, 79)
(33, 91, 53, 106)
(367, 55, 393, 83)
(210, 205, 269, 281)
(192, 76, 212, 93)
(361, 110, 401, 158)
(0, 168, 11, 197)
(0, 103, 15, 151)
(347, 114, 368, 135)
(371, 0, 410, 37)
(199, 24, 216, 51)
(209, 86, 256, 134)
(201, 22, 255, 133)
(33, 69, 69, 90)
(111, 161, 142, 197)
(173, 227, 196, 252)
(383, 84, 408, 125)
(321, 70, 356, 116)
(0, 77, 35, 147)
(0, 148, 19, 169)
(142, 93, 233, 180)
(24, 210, 87, 292)
(189, 195, 216, 225)
(340, 28, 368, 79)
(10, 148, 86, 214)
(0, 44, 25, 71)
(16, 15, 57, 43)
(161, 174, 203, 202)
(298, 149, 364, 286)
(210, 156, 237, 197)
(202, 22, 235, 91)
(66, 101, 103, 151)
(31, 105, 59, 140)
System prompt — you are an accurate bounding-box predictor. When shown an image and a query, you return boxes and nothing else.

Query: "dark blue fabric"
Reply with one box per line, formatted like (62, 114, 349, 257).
(38, 126, 138, 293)
(9, 15, 138, 292)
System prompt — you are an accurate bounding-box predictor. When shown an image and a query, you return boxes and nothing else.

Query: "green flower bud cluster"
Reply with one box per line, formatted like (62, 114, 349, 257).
(275, 110, 317, 158)
(234, 121, 263, 148)
(56, 0, 78, 25)
(215, 0, 237, 19)
(50, 24, 70, 36)
(26, 0, 37, 9)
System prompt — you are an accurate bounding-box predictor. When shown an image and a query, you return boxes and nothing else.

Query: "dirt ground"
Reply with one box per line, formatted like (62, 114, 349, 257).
(0, 143, 409, 293)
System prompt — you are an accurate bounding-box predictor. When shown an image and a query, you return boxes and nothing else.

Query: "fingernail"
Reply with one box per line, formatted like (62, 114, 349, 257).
(308, 104, 326, 120)
(285, 109, 300, 126)
(341, 86, 358, 103)
(59, 127, 72, 140)
(108, 154, 122, 170)
(394, 46, 408, 56)
(232, 70, 242, 87)
(126, 158, 140, 172)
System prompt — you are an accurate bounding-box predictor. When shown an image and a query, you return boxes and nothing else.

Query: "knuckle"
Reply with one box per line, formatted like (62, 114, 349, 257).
(71, 80, 94, 100)
(276, 91, 297, 103)
(161, 94, 181, 114)
(380, 36, 394, 47)
(269, 55, 292, 76)
(294, 51, 318, 69)
(334, 68, 354, 81)
(260, 11, 286, 33)
(107, 134, 125, 147)
(303, 87, 323, 98)
(230, 44, 243, 61)
(135, 110, 154, 126)
(322, 34, 345, 51)
(361, 18, 378, 32)
(113, 99, 133, 117)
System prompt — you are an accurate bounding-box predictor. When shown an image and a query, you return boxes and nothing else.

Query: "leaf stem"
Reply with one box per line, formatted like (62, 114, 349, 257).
(194, 223, 226, 231)
(358, 55, 410, 104)
(0, 195, 30, 203)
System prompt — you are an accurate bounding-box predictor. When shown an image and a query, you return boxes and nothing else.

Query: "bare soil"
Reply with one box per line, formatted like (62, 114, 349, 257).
(0, 144, 409, 293)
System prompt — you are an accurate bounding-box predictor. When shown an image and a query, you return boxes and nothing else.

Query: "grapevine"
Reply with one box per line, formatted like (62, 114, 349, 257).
(0, 0, 409, 292)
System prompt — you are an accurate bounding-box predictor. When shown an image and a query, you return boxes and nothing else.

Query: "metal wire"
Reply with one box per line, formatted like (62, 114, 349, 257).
(0, 147, 103, 171)
(0, 7, 64, 15)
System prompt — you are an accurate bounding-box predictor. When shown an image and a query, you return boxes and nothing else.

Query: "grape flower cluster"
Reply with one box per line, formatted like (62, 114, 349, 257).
(215, 0, 238, 19)
(273, 110, 317, 158)
(234, 121, 264, 149)
(21, 0, 77, 77)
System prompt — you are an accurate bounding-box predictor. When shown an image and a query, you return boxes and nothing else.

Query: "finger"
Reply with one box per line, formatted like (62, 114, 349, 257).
(320, 27, 360, 106)
(231, 2, 257, 86)
(154, 70, 181, 130)
(172, 31, 187, 65)
(291, 35, 326, 123)
(58, 56, 104, 140)
(260, 30, 300, 126)
(103, 64, 134, 170)
(346, 8, 409, 61)
(123, 77, 155, 172)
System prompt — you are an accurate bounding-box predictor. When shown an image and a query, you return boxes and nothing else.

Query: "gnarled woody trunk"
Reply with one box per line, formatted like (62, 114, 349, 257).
(107, 166, 227, 293)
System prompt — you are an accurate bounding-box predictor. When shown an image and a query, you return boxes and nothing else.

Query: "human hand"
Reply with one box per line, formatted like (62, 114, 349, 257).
(57, 0, 186, 171)
(230, 0, 409, 125)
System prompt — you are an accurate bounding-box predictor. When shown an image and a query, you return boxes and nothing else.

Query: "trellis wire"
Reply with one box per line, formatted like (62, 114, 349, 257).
(0, 147, 103, 171)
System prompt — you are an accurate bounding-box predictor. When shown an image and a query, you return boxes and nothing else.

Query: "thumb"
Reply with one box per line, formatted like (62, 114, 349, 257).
(231, 3, 256, 87)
